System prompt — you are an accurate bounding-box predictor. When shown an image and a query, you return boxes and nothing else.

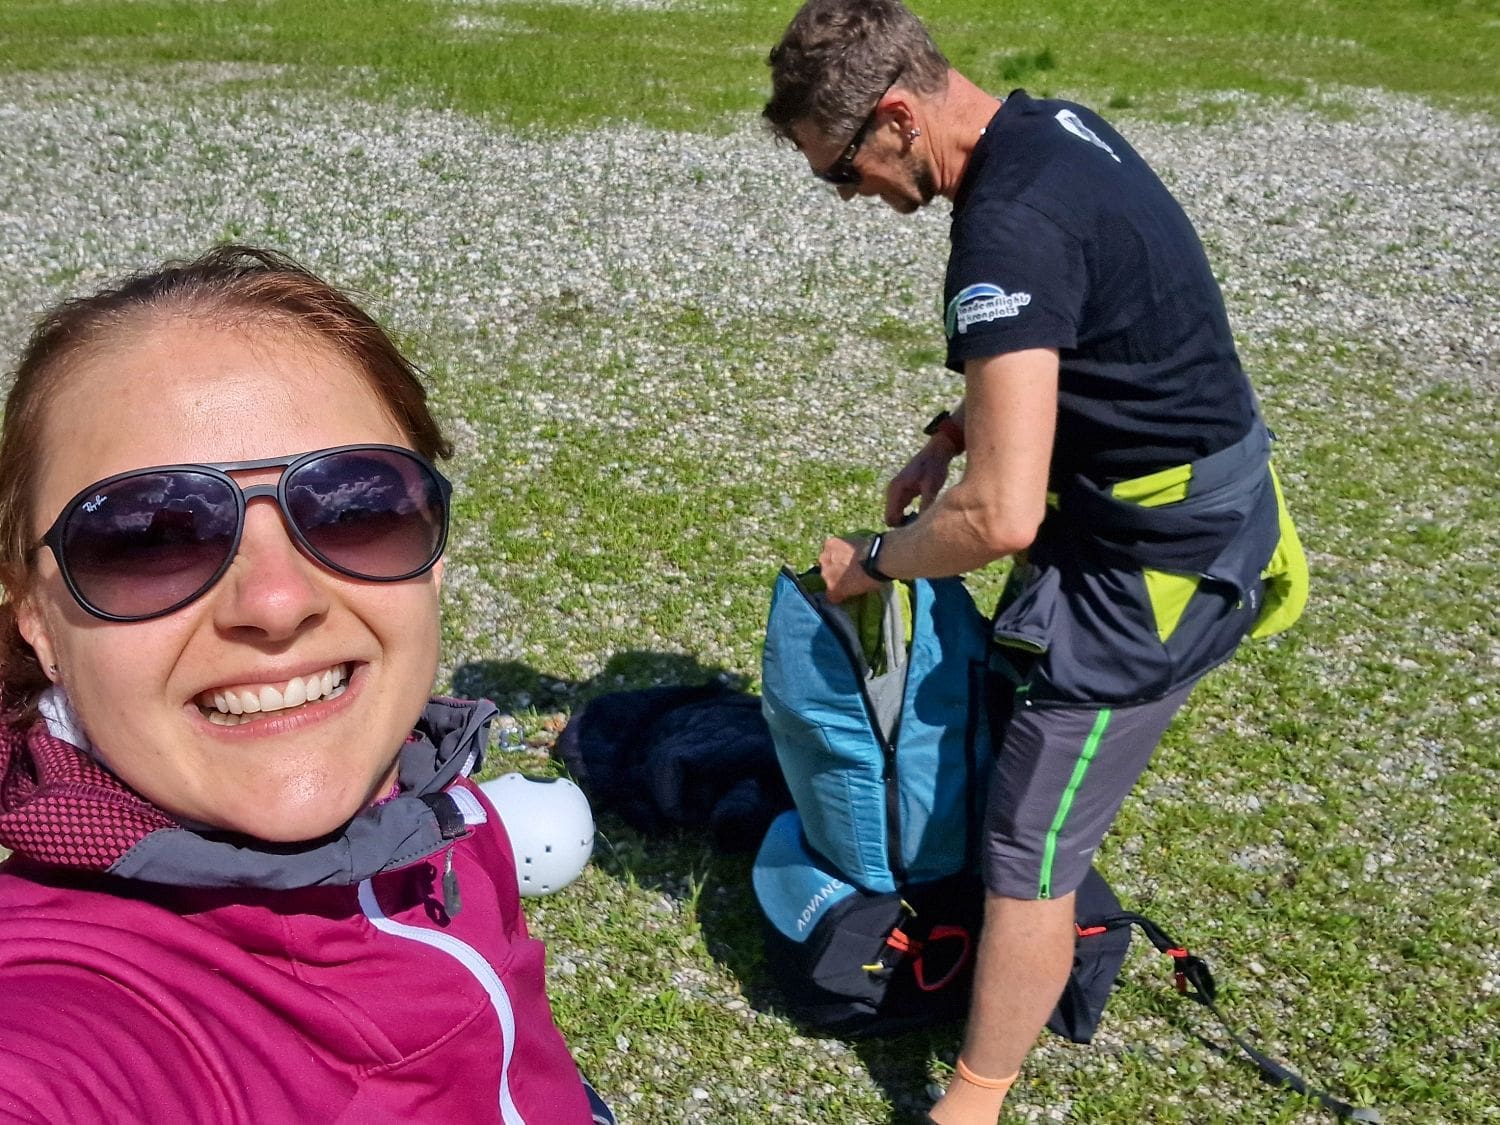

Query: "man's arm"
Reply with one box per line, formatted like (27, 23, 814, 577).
(819, 348, 1058, 601)
(883, 400, 967, 527)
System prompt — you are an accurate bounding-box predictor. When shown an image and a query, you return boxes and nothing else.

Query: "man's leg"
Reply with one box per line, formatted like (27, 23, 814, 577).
(931, 682, 1196, 1123)
(928, 893, 1074, 1123)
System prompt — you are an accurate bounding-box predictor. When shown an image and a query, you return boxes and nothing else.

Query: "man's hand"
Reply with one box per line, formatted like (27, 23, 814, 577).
(884, 437, 959, 527)
(818, 536, 884, 604)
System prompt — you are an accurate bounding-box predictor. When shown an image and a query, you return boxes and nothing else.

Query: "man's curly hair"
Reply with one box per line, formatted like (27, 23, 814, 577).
(764, 0, 950, 145)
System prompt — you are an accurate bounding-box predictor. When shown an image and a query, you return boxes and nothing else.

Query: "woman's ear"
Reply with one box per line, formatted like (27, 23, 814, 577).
(16, 597, 58, 681)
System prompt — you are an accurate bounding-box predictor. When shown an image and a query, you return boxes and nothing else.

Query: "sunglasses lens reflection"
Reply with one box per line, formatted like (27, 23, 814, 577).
(287, 450, 447, 582)
(57, 448, 449, 621)
(61, 471, 238, 620)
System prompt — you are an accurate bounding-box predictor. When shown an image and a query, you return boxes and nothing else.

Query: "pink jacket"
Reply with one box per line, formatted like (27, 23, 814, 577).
(0, 698, 596, 1124)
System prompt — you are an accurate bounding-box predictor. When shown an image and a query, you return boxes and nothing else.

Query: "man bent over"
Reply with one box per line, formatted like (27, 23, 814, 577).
(762, 2, 1307, 1120)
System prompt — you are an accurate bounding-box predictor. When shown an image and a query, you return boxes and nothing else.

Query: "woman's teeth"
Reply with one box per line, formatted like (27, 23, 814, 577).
(201, 665, 349, 726)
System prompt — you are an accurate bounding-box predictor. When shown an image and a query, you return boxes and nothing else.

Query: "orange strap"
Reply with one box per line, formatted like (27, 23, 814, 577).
(954, 1059, 1018, 1091)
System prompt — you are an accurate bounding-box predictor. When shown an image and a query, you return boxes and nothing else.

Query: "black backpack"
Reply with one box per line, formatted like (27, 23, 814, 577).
(757, 810, 1140, 1046)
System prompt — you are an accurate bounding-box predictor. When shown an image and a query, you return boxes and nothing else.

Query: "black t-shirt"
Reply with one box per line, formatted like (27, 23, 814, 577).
(945, 90, 1256, 487)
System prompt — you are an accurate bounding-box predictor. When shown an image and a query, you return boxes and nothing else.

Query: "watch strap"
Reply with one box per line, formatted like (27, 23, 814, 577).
(923, 409, 965, 452)
(860, 533, 894, 582)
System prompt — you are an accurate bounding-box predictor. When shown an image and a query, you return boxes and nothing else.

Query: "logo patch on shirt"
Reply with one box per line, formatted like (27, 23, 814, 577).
(1055, 109, 1121, 163)
(945, 283, 1032, 337)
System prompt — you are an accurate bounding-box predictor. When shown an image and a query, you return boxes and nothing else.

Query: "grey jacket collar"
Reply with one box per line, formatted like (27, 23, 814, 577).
(109, 697, 497, 890)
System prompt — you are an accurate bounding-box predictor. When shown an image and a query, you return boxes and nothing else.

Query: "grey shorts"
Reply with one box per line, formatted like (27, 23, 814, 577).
(982, 680, 1194, 901)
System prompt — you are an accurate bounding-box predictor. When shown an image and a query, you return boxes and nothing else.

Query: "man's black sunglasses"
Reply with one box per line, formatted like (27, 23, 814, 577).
(815, 109, 879, 185)
(814, 77, 902, 186)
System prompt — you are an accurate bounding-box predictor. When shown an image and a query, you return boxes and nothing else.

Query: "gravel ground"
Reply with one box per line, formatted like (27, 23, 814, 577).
(1, 69, 1496, 1123)
(3, 75, 1492, 414)
(1, 72, 1492, 678)
(2, 76, 1492, 428)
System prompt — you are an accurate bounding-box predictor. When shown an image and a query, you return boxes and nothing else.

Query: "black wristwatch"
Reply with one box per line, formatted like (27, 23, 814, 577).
(923, 409, 965, 451)
(860, 533, 894, 582)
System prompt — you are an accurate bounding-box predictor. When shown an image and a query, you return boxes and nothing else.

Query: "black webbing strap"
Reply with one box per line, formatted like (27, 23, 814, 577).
(1093, 911, 1382, 1122)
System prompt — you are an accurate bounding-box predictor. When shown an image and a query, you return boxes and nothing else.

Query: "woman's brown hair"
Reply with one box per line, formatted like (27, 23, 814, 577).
(0, 244, 452, 719)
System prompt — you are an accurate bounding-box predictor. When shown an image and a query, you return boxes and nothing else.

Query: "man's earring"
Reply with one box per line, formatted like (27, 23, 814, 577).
(905, 127, 922, 143)
(48, 664, 58, 676)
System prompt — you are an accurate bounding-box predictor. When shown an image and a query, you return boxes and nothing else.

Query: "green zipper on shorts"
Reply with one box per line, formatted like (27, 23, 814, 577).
(1038, 708, 1113, 899)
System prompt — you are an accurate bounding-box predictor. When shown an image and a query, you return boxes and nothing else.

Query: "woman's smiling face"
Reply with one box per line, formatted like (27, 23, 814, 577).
(17, 316, 444, 842)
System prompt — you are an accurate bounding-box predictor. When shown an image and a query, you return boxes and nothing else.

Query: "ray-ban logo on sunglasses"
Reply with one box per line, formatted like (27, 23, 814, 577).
(82, 494, 107, 513)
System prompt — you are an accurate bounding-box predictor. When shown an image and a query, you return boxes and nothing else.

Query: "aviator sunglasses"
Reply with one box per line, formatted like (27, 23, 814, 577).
(36, 444, 452, 622)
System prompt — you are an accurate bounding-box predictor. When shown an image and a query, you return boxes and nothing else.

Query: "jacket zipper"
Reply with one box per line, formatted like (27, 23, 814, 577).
(785, 567, 917, 884)
(357, 879, 526, 1124)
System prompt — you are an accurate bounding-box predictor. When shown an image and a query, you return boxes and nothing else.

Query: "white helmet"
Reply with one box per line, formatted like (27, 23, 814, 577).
(479, 773, 595, 897)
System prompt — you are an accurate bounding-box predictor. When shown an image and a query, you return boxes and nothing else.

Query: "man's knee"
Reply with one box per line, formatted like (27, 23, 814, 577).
(979, 890, 1076, 954)
(984, 888, 1074, 915)
(984, 888, 1080, 924)
(971, 892, 1077, 1004)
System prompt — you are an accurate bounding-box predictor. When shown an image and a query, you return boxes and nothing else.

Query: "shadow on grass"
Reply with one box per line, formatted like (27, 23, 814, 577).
(451, 649, 744, 714)
(594, 821, 960, 1122)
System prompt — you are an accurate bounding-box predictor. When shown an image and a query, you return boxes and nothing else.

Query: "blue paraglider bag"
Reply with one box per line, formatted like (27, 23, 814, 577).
(751, 567, 1201, 1042)
(750, 569, 1387, 1124)
(755, 568, 1171, 1042)
(759, 568, 994, 892)
(753, 568, 996, 1035)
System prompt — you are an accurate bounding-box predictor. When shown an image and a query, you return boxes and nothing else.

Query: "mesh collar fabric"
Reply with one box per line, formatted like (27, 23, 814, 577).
(0, 719, 174, 872)
(0, 697, 497, 888)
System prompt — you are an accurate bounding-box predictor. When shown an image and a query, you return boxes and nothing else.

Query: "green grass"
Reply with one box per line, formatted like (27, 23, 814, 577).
(0, 0, 1495, 130)
(433, 278, 1498, 1120)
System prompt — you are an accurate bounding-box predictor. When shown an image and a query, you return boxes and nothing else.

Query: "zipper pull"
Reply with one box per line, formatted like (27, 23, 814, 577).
(442, 845, 463, 917)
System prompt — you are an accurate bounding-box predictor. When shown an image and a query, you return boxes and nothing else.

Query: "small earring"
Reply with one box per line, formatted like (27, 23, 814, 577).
(906, 127, 922, 143)
(48, 664, 58, 675)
